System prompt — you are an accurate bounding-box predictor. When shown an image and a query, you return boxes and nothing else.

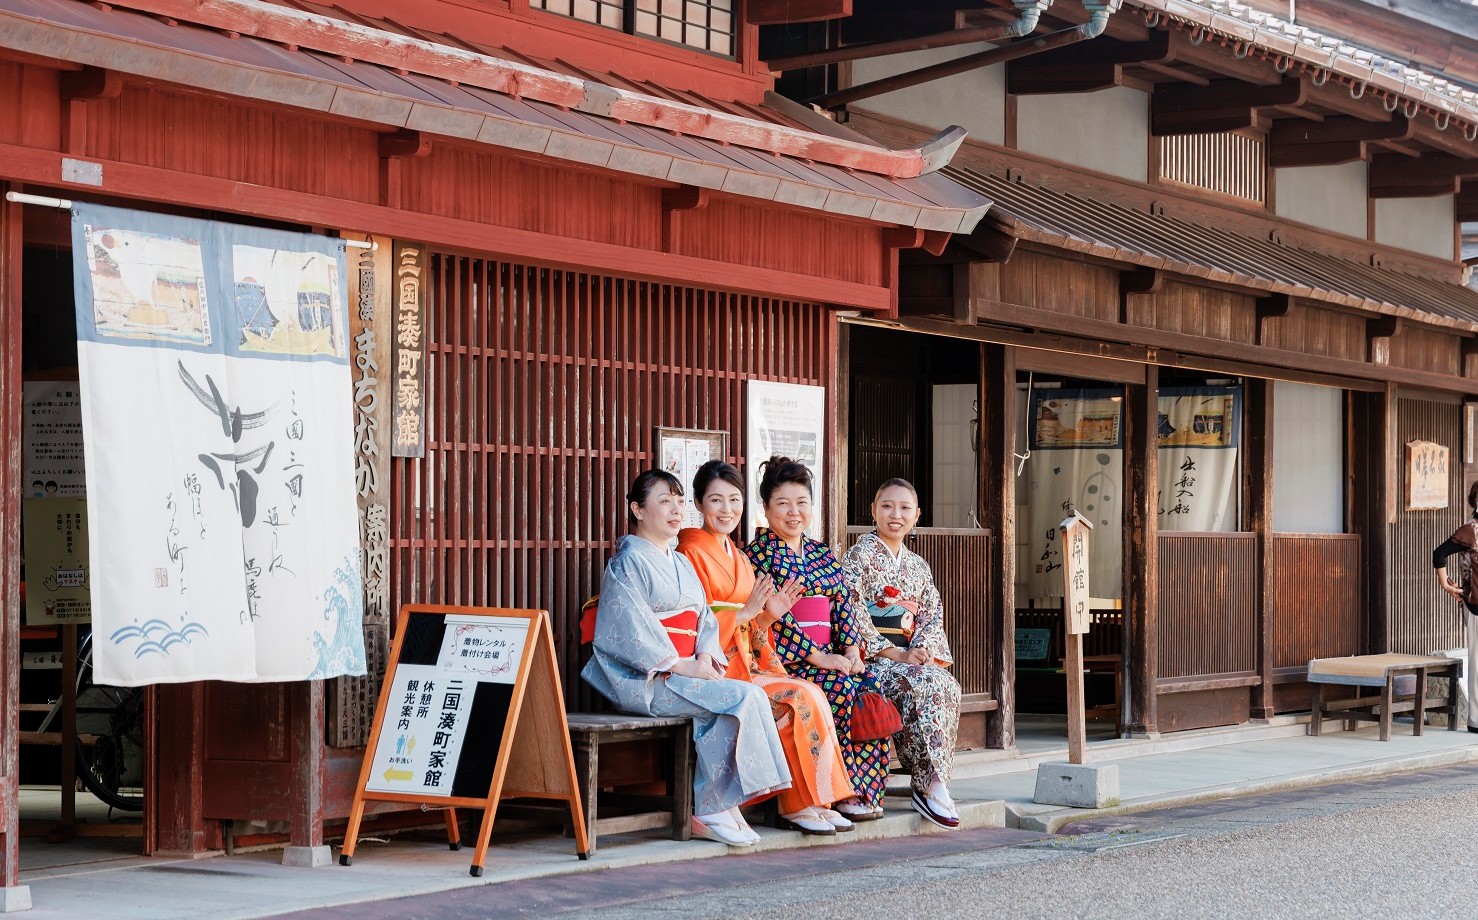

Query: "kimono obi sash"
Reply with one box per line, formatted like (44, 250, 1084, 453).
(868, 599, 918, 648)
(657, 607, 701, 658)
(790, 596, 832, 649)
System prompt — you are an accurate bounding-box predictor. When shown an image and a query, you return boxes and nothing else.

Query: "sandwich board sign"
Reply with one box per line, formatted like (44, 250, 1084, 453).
(341, 605, 588, 875)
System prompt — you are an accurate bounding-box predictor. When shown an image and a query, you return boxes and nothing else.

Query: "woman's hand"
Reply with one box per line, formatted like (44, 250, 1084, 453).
(843, 645, 867, 675)
(669, 655, 724, 681)
(806, 652, 854, 672)
(1437, 569, 1464, 600)
(763, 577, 805, 625)
(901, 647, 930, 665)
(738, 575, 777, 625)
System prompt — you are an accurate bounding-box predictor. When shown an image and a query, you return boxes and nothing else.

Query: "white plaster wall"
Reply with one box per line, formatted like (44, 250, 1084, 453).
(1015, 86, 1149, 182)
(931, 384, 978, 528)
(1273, 161, 1368, 238)
(849, 44, 1006, 145)
(1272, 381, 1345, 534)
(1375, 195, 1456, 261)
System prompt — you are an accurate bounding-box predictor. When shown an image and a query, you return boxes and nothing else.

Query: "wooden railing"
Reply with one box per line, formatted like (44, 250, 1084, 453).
(1271, 533, 1362, 671)
(1157, 532, 1258, 681)
(846, 527, 994, 696)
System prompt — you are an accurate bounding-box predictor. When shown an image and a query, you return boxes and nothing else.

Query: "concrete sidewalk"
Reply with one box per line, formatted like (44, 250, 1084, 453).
(17, 717, 1478, 919)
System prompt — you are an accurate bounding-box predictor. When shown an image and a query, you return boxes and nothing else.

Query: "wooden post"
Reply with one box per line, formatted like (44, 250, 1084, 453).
(1124, 364, 1159, 737)
(148, 684, 209, 857)
(1247, 380, 1275, 720)
(55, 624, 77, 840)
(283, 680, 328, 866)
(0, 186, 28, 904)
(1061, 514, 1092, 765)
(981, 342, 1017, 750)
(1064, 623, 1086, 765)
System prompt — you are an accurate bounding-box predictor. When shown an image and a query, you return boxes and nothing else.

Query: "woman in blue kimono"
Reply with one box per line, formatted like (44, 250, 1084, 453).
(583, 469, 791, 846)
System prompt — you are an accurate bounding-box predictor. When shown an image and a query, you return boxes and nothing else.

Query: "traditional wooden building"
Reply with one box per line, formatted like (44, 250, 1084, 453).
(0, 0, 992, 896)
(760, 0, 1478, 748)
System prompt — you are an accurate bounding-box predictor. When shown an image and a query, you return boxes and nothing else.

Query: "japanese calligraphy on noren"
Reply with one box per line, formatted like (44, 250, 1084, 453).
(1405, 439, 1449, 511)
(390, 242, 426, 458)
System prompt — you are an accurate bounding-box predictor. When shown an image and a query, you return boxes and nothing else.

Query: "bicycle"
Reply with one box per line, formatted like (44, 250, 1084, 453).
(35, 632, 145, 813)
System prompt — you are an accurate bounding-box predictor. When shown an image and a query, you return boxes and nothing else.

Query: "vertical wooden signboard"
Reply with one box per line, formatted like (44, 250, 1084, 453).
(390, 242, 426, 459)
(340, 605, 588, 876)
(1060, 513, 1093, 765)
(332, 232, 394, 747)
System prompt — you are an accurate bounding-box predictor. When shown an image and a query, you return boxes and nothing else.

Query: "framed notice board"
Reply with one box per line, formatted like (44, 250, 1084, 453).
(341, 605, 587, 875)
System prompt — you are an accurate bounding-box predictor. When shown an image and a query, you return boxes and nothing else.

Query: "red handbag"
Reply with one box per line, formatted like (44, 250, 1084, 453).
(790, 595, 832, 649)
(850, 691, 902, 741)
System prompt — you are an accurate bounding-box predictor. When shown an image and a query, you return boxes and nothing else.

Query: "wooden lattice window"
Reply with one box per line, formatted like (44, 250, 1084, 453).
(532, 0, 735, 56)
(1157, 132, 1267, 205)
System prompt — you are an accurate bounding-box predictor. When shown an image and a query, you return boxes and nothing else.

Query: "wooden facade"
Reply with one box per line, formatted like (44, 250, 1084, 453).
(0, 0, 994, 879)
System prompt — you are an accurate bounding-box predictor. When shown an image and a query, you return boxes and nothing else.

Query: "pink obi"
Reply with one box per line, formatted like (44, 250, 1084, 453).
(789, 595, 832, 649)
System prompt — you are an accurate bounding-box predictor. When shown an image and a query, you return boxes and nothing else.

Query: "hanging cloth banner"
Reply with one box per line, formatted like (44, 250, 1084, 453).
(1022, 388, 1125, 603)
(72, 203, 367, 686)
(1156, 386, 1240, 533)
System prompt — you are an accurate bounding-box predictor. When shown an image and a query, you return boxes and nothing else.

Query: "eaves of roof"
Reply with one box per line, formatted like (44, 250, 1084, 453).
(948, 165, 1478, 334)
(1128, 0, 1478, 142)
(0, 0, 991, 233)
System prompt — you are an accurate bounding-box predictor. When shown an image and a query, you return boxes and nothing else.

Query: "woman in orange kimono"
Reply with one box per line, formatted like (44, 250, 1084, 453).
(677, 460, 856, 836)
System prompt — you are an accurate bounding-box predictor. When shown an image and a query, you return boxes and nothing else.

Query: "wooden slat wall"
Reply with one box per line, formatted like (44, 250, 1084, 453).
(1014, 608, 1123, 660)
(845, 528, 995, 697)
(998, 251, 1118, 321)
(1258, 303, 1367, 361)
(388, 255, 830, 708)
(1270, 534, 1362, 669)
(1157, 132, 1266, 204)
(1388, 326, 1462, 378)
(1157, 532, 1258, 679)
(848, 375, 917, 524)
(1128, 282, 1258, 345)
(1390, 395, 1465, 655)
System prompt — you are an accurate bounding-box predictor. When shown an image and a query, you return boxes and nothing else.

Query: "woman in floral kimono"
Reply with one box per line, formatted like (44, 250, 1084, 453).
(842, 478, 963, 829)
(582, 469, 791, 847)
(677, 460, 856, 835)
(745, 456, 890, 821)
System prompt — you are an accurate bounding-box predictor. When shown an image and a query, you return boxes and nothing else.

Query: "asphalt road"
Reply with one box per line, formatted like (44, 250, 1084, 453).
(283, 765, 1478, 920)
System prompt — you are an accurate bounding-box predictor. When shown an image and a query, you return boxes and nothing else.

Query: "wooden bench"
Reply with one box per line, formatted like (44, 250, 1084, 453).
(566, 713, 693, 857)
(1307, 653, 1461, 742)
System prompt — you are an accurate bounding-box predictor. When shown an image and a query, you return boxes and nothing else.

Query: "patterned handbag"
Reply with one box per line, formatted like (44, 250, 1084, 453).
(789, 595, 832, 648)
(850, 690, 903, 741)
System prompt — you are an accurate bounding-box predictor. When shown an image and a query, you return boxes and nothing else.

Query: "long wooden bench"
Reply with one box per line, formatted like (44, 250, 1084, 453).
(566, 713, 693, 857)
(1307, 653, 1460, 742)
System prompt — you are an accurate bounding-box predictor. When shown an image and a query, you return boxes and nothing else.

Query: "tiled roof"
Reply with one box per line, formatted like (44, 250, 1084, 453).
(1128, 0, 1478, 137)
(950, 165, 1478, 332)
(0, 0, 990, 232)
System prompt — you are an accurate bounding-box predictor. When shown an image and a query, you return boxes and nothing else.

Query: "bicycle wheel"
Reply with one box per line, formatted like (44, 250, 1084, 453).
(73, 638, 145, 812)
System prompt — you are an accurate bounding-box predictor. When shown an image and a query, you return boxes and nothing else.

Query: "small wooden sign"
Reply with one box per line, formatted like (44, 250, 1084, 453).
(1405, 439, 1449, 511)
(390, 242, 426, 459)
(1060, 513, 1093, 636)
(340, 605, 588, 875)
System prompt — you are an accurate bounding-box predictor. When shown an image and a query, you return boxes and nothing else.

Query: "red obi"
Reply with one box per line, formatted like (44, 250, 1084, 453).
(658, 608, 701, 658)
(789, 595, 832, 650)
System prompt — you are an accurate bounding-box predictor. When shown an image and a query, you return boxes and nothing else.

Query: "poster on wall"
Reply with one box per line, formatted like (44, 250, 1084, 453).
(1406, 439, 1450, 511)
(1156, 386, 1240, 533)
(23, 381, 86, 498)
(22, 498, 91, 625)
(72, 202, 367, 686)
(656, 427, 729, 532)
(1022, 389, 1124, 603)
(746, 381, 825, 540)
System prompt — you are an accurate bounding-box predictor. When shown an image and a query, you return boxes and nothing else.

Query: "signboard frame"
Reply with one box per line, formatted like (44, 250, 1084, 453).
(1405, 439, 1449, 511)
(655, 426, 729, 532)
(340, 604, 588, 875)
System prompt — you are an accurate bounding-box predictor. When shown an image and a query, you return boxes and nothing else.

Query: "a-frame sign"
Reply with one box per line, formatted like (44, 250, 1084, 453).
(340, 605, 588, 875)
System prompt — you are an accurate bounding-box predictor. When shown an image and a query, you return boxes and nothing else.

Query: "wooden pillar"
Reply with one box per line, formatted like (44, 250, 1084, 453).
(0, 187, 29, 906)
(1352, 386, 1393, 654)
(829, 315, 850, 544)
(283, 680, 329, 866)
(981, 342, 1016, 750)
(147, 684, 210, 857)
(1246, 379, 1275, 720)
(1123, 364, 1159, 737)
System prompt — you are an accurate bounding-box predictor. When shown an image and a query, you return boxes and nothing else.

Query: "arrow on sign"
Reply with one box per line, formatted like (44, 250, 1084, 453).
(382, 767, 414, 783)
